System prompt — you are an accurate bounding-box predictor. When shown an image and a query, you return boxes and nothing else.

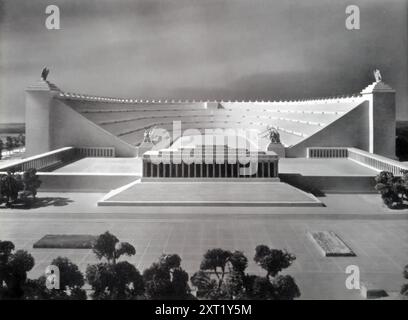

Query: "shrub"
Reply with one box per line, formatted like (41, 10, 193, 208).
(92, 231, 136, 264)
(254, 245, 296, 279)
(86, 261, 144, 300)
(0, 169, 42, 207)
(143, 254, 193, 300)
(191, 246, 300, 300)
(0, 240, 35, 299)
(24, 257, 87, 300)
(87, 232, 143, 299)
(375, 171, 406, 208)
(401, 264, 408, 298)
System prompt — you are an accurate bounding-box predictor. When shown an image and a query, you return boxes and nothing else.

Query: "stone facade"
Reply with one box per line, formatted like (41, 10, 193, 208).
(142, 145, 279, 178)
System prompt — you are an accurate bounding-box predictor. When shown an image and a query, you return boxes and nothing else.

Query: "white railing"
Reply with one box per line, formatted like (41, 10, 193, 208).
(0, 146, 116, 172)
(307, 147, 349, 158)
(347, 148, 408, 175)
(77, 147, 115, 157)
(0, 147, 77, 172)
(307, 147, 408, 175)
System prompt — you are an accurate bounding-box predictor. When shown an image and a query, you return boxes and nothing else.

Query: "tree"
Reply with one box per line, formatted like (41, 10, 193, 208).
(86, 263, 115, 299)
(12, 137, 19, 150)
(0, 241, 15, 264)
(225, 269, 246, 299)
(225, 251, 248, 299)
(272, 275, 301, 300)
(21, 168, 42, 199)
(252, 245, 300, 300)
(23, 278, 50, 300)
(401, 170, 408, 202)
(0, 171, 20, 207)
(0, 169, 41, 207)
(401, 264, 408, 297)
(200, 248, 232, 289)
(23, 257, 87, 300)
(375, 171, 405, 208)
(5, 136, 13, 151)
(17, 133, 25, 148)
(246, 275, 275, 299)
(190, 246, 300, 300)
(143, 262, 172, 299)
(87, 232, 143, 299)
(143, 254, 193, 300)
(92, 231, 136, 264)
(50, 257, 86, 299)
(404, 264, 408, 279)
(191, 245, 300, 300)
(229, 250, 248, 273)
(190, 270, 219, 299)
(0, 139, 3, 160)
(86, 261, 144, 300)
(240, 274, 300, 300)
(191, 249, 249, 299)
(0, 240, 35, 299)
(254, 245, 296, 279)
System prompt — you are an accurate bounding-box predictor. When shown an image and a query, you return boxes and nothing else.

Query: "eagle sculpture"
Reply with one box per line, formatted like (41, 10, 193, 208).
(41, 67, 50, 81)
(261, 125, 281, 144)
(373, 69, 382, 83)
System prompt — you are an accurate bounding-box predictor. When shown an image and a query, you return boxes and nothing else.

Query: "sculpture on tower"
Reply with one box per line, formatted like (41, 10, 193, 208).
(41, 67, 50, 81)
(373, 69, 382, 83)
(265, 125, 281, 144)
(262, 125, 285, 157)
(143, 126, 156, 144)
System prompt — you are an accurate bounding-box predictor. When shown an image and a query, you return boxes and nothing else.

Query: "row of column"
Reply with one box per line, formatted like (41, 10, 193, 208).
(142, 161, 278, 178)
(78, 148, 115, 157)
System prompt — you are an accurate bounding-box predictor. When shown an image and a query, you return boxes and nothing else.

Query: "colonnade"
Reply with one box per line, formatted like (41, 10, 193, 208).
(142, 160, 278, 178)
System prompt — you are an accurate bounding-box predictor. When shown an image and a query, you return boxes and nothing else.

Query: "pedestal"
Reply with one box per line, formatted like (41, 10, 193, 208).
(361, 81, 396, 158)
(267, 142, 285, 158)
(138, 142, 154, 156)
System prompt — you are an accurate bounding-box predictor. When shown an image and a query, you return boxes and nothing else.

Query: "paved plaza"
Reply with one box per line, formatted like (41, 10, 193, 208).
(102, 181, 322, 206)
(51, 157, 378, 177)
(54, 157, 142, 174)
(279, 158, 378, 176)
(0, 191, 407, 299)
(0, 150, 405, 300)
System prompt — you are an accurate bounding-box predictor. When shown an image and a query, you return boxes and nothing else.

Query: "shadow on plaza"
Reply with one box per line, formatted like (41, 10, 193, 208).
(391, 203, 408, 210)
(6, 197, 74, 209)
(279, 174, 326, 198)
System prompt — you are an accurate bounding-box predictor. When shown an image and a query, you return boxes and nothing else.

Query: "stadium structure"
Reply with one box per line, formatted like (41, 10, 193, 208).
(25, 78, 395, 159)
(1, 74, 405, 210)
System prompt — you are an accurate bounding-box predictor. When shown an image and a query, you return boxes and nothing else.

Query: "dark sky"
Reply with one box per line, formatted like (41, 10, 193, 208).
(0, 0, 407, 123)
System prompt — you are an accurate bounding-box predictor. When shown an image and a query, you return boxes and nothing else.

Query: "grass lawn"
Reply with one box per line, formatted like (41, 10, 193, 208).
(33, 234, 96, 249)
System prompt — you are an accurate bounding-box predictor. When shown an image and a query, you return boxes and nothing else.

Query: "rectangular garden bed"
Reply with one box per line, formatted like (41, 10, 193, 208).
(33, 234, 96, 249)
(308, 231, 356, 257)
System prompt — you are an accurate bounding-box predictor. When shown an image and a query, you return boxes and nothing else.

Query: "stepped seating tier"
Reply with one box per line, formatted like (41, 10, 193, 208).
(81, 111, 338, 127)
(58, 95, 365, 149)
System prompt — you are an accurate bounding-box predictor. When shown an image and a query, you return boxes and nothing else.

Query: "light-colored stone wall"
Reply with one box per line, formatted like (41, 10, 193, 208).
(286, 101, 370, 157)
(50, 99, 137, 157)
(25, 90, 56, 157)
(371, 93, 396, 158)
